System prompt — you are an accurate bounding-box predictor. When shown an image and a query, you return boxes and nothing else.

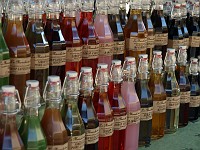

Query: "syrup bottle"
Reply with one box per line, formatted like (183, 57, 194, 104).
(135, 54, 153, 146)
(78, 67, 99, 150)
(94, 0, 114, 68)
(119, 0, 128, 28)
(61, 0, 82, 74)
(44, 0, 66, 83)
(108, 0, 125, 62)
(18, 80, 47, 149)
(149, 51, 166, 139)
(62, 71, 85, 150)
(41, 75, 68, 148)
(26, 0, 49, 94)
(108, 60, 127, 150)
(0, 85, 24, 149)
(121, 57, 140, 150)
(78, 0, 99, 77)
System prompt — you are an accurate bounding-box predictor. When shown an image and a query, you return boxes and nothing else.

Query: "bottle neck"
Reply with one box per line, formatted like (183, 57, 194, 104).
(46, 12, 60, 20)
(66, 95, 79, 103)
(138, 73, 148, 79)
(152, 71, 162, 83)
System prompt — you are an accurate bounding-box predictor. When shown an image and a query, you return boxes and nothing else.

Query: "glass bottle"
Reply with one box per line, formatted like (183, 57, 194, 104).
(78, 0, 99, 77)
(108, 0, 125, 62)
(119, 0, 128, 28)
(149, 51, 166, 139)
(41, 75, 68, 148)
(176, 46, 190, 127)
(163, 48, 180, 133)
(94, 0, 114, 68)
(62, 71, 85, 150)
(121, 57, 140, 150)
(78, 67, 99, 150)
(25, 0, 49, 94)
(124, 0, 147, 64)
(0, 85, 24, 149)
(135, 54, 153, 146)
(18, 80, 47, 149)
(188, 58, 200, 121)
(44, 0, 66, 84)
(4, 0, 31, 101)
(151, 0, 168, 60)
(108, 60, 127, 150)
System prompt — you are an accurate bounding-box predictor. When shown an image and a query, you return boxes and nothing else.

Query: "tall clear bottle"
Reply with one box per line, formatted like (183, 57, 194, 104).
(163, 48, 180, 133)
(0, 85, 24, 149)
(61, 0, 82, 74)
(18, 80, 47, 149)
(124, 0, 147, 64)
(78, 0, 99, 77)
(78, 67, 99, 150)
(149, 51, 166, 139)
(62, 71, 85, 150)
(26, 0, 49, 94)
(119, 0, 128, 29)
(108, 60, 127, 150)
(135, 54, 153, 146)
(41, 76, 68, 148)
(121, 57, 140, 150)
(4, 0, 31, 101)
(94, 0, 114, 68)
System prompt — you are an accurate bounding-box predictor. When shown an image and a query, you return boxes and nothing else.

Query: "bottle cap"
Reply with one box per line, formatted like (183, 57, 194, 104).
(1, 85, 15, 93)
(125, 57, 136, 62)
(26, 80, 39, 87)
(112, 60, 121, 66)
(153, 50, 162, 55)
(191, 58, 198, 63)
(66, 71, 78, 78)
(97, 63, 108, 69)
(179, 46, 187, 50)
(167, 48, 175, 54)
(48, 75, 60, 82)
(81, 67, 92, 73)
(139, 54, 148, 59)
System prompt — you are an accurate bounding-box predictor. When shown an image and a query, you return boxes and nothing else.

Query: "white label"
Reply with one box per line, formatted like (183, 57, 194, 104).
(189, 96, 200, 107)
(114, 115, 127, 130)
(140, 107, 153, 121)
(155, 33, 168, 46)
(31, 53, 49, 70)
(166, 96, 180, 109)
(147, 35, 155, 48)
(113, 41, 125, 55)
(47, 142, 68, 150)
(127, 110, 140, 125)
(180, 91, 190, 103)
(0, 59, 10, 77)
(66, 47, 82, 62)
(49, 50, 66, 66)
(99, 43, 114, 56)
(127, 37, 147, 51)
(82, 45, 99, 59)
(153, 100, 167, 113)
(85, 127, 99, 145)
(68, 134, 85, 150)
(99, 120, 114, 137)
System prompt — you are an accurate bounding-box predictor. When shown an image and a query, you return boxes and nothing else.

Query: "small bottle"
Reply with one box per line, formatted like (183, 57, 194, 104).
(149, 51, 166, 139)
(78, 67, 99, 150)
(62, 71, 85, 150)
(41, 76, 68, 148)
(121, 57, 140, 150)
(176, 46, 190, 127)
(18, 80, 47, 149)
(0, 85, 24, 149)
(188, 58, 200, 121)
(163, 48, 180, 133)
(108, 60, 127, 150)
(135, 54, 153, 146)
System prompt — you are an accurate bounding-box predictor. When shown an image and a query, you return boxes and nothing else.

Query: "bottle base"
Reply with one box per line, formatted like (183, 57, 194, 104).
(165, 128, 177, 134)
(139, 140, 151, 147)
(151, 134, 164, 140)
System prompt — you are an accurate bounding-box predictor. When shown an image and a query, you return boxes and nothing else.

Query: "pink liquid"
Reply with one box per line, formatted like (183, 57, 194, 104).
(121, 81, 140, 150)
(94, 14, 114, 68)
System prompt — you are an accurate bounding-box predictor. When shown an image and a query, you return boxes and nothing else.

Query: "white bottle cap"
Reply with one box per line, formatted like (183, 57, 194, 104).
(139, 54, 148, 58)
(179, 46, 187, 51)
(153, 50, 162, 55)
(1, 85, 15, 93)
(97, 63, 108, 69)
(167, 48, 175, 53)
(48, 75, 60, 82)
(66, 71, 78, 78)
(112, 60, 121, 65)
(125, 57, 135, 62)
(26, 80, 39, 87)
(191, 58, 198, 63)
(81, 67, 92, 73)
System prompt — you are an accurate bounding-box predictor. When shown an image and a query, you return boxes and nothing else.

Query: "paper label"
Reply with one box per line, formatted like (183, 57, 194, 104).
(68, 134, 85, 150)
(155, 33, 168, 46)
(127, 110, 140, 125)
(166, 96, 180, 109)
(140, 107, 153, 121)
(47, 142, 68, 150)
(113, 41, 125, 55)
(31, 53, 49, 70)
(114, 115, 127, 130)
(49, 50, 66, 66)
(99, 43, 114, 56)
(153, 100, 167, 113)
(0, 59, 10, 77)
(99, 120, 114, 137)
(189, 96, 200, 107)
(184, 38, 190, 48)
(180, 91, 190, 103)
(66, 47, 82, 62)
(147, 35, 155, 48)
(189, 36, 200, 47)
(82, 44, 99, 59)
(168, 39, 184, 51)
(127, 37, 147, 51)
(85, 127, 99, 145)
(10, 57, 31, 75)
